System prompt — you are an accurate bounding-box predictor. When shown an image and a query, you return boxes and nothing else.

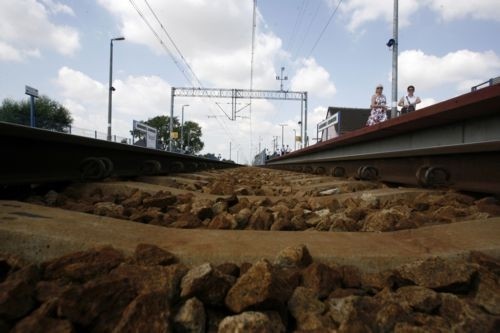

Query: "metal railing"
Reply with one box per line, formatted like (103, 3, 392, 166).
(63, 125, 131, 144)
(1, 120, 133, 145)
(471, 76, 500, 91)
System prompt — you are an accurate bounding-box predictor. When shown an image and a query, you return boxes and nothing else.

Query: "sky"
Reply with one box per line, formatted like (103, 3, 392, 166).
(1, 0, 500, 164)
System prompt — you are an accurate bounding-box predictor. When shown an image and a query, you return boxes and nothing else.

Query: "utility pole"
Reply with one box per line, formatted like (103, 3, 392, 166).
(181, 104, 189, 152)
(279, 123, 288, 150)
(293, 129, 297, 150)
(107, 37, 125, 141)
(304, 92, 308, 147)
(169, 87, 175, 151)
(391, 0, 398, 119)
(276, 67, 288, 91)
(229, 141, 232, 160)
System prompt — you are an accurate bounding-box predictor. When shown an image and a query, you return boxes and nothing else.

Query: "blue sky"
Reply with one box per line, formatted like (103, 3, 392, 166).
(1, 0, 500, 163)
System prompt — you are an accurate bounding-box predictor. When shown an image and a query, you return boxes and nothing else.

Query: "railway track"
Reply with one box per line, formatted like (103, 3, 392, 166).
(0, 85, 499, 331)
(266, 84, 500, 194)
(0, 121, 235, 188)
(1, 167, 499, 332)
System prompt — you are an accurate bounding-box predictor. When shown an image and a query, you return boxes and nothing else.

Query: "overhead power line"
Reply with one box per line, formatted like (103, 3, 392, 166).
(293, 1, 321, 57)
(128, 0, 252, 160)
(128, 0, 194, 85)
(143, 0, 203, 87)
(308, 0, 343, 57)
(287, 0, 308, 52)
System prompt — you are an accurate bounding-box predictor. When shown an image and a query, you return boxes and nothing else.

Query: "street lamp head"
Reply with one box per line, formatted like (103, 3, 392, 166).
(112, 37, 125, 41)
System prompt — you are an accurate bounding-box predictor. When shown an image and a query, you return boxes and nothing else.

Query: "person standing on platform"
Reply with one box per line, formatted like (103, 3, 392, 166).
(398, 85, 421, 114)
(366, 84, 388, 126)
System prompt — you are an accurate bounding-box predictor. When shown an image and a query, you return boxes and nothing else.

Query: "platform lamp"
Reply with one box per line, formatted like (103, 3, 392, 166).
(107, 36, 125, 141)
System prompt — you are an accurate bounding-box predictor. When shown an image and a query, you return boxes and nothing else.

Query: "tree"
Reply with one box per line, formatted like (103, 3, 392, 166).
(182, 120, 204, 154)
(201, 153, 219, 160)
(131, 115, 204, 153)
(0, 96, 73, 131)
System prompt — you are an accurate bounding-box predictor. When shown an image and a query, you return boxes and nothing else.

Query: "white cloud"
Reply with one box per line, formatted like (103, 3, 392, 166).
(97, 0, 253, 56)
(419, 98, 437, 109)
(56, 67, 106, 104)
(40, 0, 75, 16)
(189, 32, 284, 90)
(398, 49, 500, 92)
(96, 0, 291, 91)
(55, 67, 173, 138)
(424, 0, 500, 22)
(50, 26, 80, 56)
(55, 67, 107, 133)
(0, 0, 79, 61)
(113, 76, 172, 118)
(338, 0, 421, 31)
(291, 58, 337, 98)
(337, 0, 499, 32)
(0, 41, 23, 62)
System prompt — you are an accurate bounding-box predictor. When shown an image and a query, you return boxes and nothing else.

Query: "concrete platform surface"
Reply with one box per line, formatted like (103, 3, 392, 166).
(1, 201, 499, 272)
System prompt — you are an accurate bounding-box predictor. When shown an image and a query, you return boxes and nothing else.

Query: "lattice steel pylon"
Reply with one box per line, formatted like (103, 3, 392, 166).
(168, 87, 308, 152)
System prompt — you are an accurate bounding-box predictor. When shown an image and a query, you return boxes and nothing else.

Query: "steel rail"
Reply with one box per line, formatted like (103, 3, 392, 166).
(266, 84, 500, 194)
(270, 149, 500, 194)
(0, 122, 237, 186)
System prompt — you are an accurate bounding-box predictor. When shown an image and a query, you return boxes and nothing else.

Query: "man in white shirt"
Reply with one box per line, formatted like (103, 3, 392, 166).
(398, 85, 421, 115)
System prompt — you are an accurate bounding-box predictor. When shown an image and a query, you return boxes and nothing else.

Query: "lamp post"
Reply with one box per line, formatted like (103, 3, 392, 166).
(293, 129, 297, 150)
(279, 123, 287, 152)
(107, 36, 125, 141)
(391, 0, 398, 119)
(181, 104, 189, 152)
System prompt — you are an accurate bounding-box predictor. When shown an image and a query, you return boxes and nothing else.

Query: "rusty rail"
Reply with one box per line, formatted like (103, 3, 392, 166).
(0, 122, 236, 186)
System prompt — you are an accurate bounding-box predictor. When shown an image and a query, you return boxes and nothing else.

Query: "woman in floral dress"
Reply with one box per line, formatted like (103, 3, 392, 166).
(366, 84, 388, 126)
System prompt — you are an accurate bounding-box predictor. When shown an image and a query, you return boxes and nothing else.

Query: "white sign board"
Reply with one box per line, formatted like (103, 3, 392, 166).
(25, 85, 39, 97)
(317, 112, 340, 141)
(133, 120, 157, 149)
(317, 112, 338, 132)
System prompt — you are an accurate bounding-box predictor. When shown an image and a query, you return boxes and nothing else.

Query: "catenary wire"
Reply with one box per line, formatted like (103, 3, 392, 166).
(143, 0, 203, 87)
(287, 0, 308, 53)
(307, 0, 343, 57)
(129, 0, 243, 158)
(293, 0, 321, 58)
(128, 0, 194, 85)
